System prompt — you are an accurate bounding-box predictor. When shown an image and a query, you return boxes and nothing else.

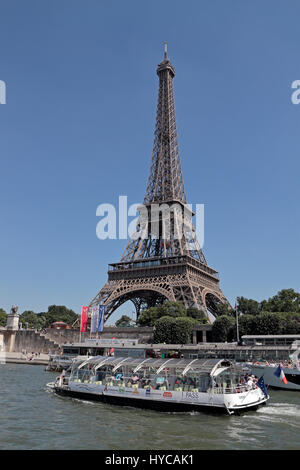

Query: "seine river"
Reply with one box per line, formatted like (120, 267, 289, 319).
(0, 364, 299, 450)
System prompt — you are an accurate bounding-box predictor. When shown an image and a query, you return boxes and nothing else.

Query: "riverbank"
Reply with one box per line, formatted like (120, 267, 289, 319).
(1, 352, 49, 366)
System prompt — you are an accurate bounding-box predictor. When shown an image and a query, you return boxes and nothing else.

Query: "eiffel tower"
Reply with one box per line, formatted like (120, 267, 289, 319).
(89, 44, 229, 322)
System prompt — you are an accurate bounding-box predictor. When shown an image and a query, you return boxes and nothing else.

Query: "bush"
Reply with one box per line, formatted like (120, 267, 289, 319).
(237, 311, 300, 336)
(186, 307, 209, 323)
(153, 316, 176, 344)
(238, 314, 257, 336)
(0, 308, 7, 327)
(212, 315, 236, 342)
(153, 316, 198, 344)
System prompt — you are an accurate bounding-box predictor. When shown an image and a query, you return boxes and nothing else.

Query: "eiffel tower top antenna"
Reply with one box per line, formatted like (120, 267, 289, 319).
(164, 41, 168, 60)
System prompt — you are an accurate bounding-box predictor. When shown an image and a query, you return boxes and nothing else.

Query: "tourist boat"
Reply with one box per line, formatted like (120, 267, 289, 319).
(50, 356, 269, 415)
(248, 348, 300, 391)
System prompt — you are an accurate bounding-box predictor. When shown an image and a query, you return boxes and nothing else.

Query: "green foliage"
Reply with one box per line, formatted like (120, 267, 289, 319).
(173, 317, 199, 343)
(260, 289, 300, 313)
(212, 315, 236, 342)
(19, 311, 45, 329)
(115, 315, 133, 327)
(153, 316, 198, 344)
(237, 289, 300, 315)
(281, 316, 300, 334)
(238, 314, 257, 337)
(157, 301, 186, 317)
(237, 297, 260, 315)
(227, 289, 300, 341)
(220, 310, 300, 342)
(18, 305, 79, 330)
(186, 307, 209, 324)
(213, 303, 235, 317)
(153, 316, 175, 344)
(137, 301, 186, 327)
(253, 312, 281, 335)
(0, 308, 7, 327)
(136, 307, 162, 327)
(42, 305, 78, 328)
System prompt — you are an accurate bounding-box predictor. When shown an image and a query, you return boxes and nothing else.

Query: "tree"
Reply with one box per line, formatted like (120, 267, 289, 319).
(212, 315, 235, 342)
(213, 303, 235, 317)
(237, 312, 300, 336)
(0, 308, 7, 327)
(137, 301, 186, 327)
(115, 315, 133, 327)
(153, 316, 175, 344)
(157, 301, 186, 318)
(252, 312, 281, 335)
(172, 317, 198, 344)
(19, 311, 45, 330)
(186, 307, 208, 324)
(260, 289, 300, 313)
(136, 306, 162, 327)
(43, 305, 78, 328)
(153, 316, 198, 344)
(237, 297, 260, 315)
(238, 314, 257, 337)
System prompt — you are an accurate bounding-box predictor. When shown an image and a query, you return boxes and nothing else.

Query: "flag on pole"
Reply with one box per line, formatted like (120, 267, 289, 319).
(274, 364, 288, 384)
(80, 306, 89, 332)
(91, 306, 99, 334)
(256, 376, 268, 398)
(110, 336, 116, 355)
(97, 305, 105, 333)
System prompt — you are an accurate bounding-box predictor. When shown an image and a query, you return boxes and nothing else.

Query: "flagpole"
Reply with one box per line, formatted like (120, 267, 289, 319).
(79, 307, 82, 343)
(235, 300, 240, 344)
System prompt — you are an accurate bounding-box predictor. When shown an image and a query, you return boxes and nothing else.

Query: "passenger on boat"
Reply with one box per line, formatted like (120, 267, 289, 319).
(246, 376, 253, 389)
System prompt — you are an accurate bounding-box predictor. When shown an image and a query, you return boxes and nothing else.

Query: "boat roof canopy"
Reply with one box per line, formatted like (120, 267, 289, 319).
(72, 356, 233, 376)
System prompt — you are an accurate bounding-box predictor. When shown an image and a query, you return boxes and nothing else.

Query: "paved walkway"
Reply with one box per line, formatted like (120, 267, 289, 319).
(0, 351, 49, 365)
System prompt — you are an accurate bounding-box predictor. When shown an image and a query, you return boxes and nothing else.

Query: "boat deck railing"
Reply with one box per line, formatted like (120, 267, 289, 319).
(212, 384, 257, 394)
(69, 376, 256, 394)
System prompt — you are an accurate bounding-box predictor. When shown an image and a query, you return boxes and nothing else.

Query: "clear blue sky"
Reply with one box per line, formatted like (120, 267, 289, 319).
(1, 1, 299, 323)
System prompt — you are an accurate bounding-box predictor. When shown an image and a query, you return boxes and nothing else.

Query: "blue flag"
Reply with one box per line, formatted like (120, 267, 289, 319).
(257, 376, 268, 398)
(98, 305, 105, 333)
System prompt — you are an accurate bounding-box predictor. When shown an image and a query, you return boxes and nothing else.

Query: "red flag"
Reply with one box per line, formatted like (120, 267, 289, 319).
(80, 306, 89, 332)
(110, 336, 116, 355)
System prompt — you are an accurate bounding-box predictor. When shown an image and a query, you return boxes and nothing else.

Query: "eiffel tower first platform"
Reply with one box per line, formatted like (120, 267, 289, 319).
(89, 44, 229, 322)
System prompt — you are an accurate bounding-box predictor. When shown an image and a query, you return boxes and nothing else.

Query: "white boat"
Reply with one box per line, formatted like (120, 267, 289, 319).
(51, 356, 269, 415)
(248, 347, 300, 391)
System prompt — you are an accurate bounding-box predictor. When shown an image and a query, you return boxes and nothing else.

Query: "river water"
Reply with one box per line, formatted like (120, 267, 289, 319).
(0, 364, 299, 450)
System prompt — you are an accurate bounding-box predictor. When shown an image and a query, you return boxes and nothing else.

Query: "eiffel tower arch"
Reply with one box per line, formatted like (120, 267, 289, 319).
(89, 44, 229, 322)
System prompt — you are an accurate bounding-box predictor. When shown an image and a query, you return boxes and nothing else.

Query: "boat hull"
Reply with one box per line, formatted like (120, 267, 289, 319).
(53, 385, 267, 415)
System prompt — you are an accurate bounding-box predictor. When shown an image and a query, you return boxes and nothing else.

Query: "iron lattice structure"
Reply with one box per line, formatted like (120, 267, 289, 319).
(89, 45, 229, 322)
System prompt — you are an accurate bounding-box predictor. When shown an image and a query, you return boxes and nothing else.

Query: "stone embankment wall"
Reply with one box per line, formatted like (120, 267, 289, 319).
(3, 330, 59, 354)
(43, 326, 154, 345)
(2, 327, 154, 353)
